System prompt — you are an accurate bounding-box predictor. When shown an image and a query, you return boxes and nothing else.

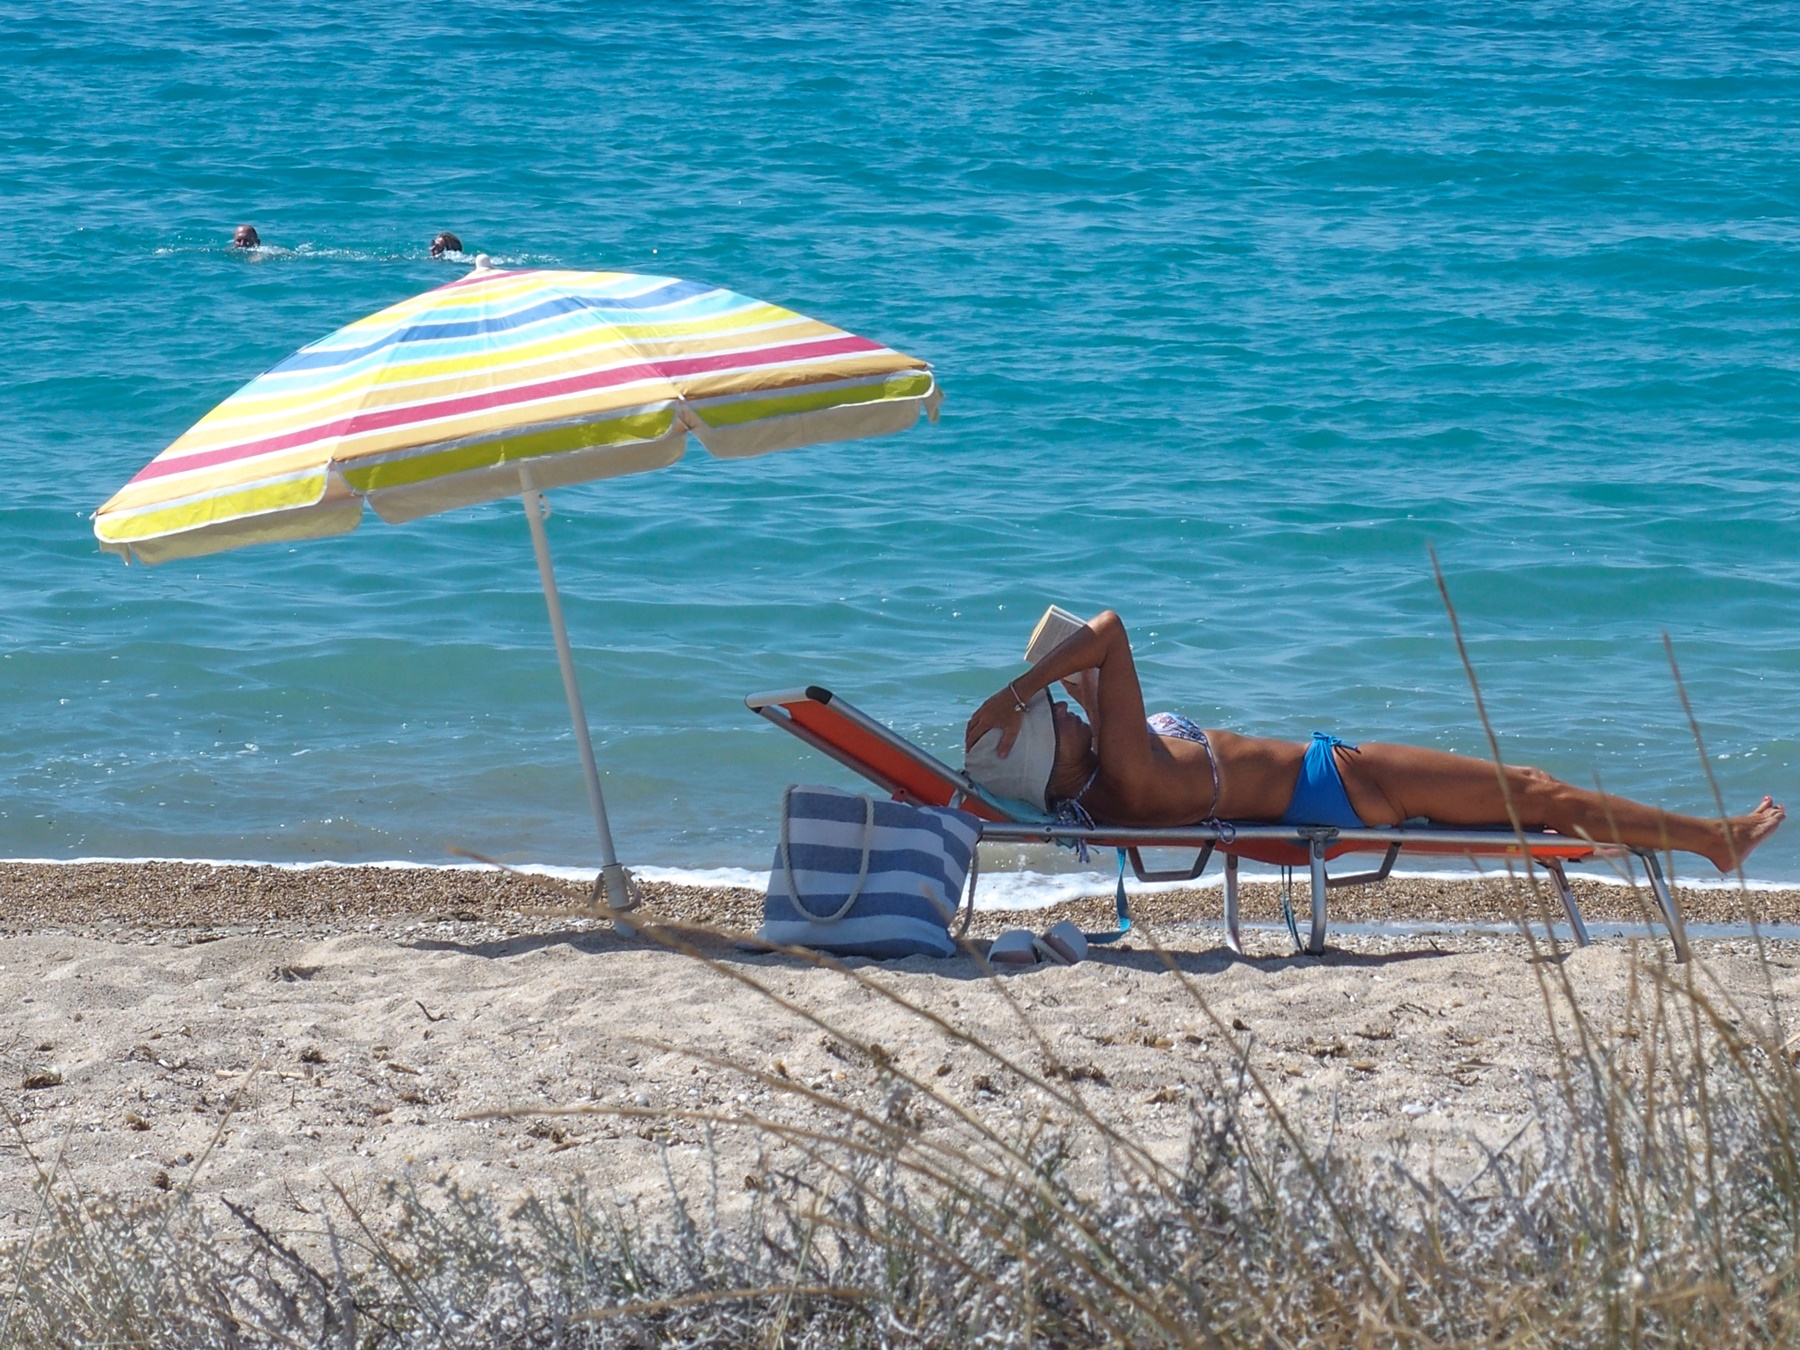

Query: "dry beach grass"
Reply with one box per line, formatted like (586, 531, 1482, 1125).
(6, 860, 1800, 1344)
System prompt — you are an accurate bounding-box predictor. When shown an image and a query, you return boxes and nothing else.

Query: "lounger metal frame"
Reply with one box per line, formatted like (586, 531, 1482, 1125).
(747, 686, 1690, 961)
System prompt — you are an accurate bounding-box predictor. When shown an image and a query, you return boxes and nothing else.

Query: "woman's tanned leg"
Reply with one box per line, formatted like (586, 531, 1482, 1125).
(1335, 742, 1784, 872)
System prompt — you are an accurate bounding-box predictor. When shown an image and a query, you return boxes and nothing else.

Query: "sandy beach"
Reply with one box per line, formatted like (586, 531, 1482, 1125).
(6, 860, 1799, 1245)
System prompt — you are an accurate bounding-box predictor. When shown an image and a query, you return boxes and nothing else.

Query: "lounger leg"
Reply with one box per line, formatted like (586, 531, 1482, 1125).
(1224, 854, 1242, 956)
(1637, 849, 1691, 964)
(1543, 859, 1591, 947)
(1308, 838, 1328, 955)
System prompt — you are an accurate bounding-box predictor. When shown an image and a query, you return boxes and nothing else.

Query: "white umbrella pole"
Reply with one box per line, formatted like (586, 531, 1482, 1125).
(523, 490, 634, 911)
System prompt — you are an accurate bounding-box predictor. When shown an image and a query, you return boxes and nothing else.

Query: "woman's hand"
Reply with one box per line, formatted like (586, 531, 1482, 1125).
(1060, 668, 1099, 720)
(965, 685, 1027, 755)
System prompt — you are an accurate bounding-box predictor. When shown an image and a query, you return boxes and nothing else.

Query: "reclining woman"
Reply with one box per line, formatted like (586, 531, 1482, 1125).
(963, 610, 1784, 872)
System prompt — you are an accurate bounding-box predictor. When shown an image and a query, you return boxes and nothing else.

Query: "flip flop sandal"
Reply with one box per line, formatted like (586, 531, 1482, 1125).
(1035, 920, 1088, 966)
(987, 929, 1040, 967)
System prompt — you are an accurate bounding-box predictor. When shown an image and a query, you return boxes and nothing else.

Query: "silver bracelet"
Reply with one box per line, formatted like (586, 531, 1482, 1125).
(1009, 679, 1029, 712)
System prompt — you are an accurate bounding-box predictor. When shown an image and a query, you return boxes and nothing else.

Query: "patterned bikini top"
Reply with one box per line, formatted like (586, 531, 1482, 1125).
(1146, 711, 1208, 744)
(1052, 712, 1224, 857)
(1147, 711, 1222, 821)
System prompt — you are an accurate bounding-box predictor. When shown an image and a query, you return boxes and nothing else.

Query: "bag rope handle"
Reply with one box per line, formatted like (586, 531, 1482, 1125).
(779, 786, 874, 923)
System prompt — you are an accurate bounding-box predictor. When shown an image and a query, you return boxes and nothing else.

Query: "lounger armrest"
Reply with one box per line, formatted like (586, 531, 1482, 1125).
(746, 686, 835, 712)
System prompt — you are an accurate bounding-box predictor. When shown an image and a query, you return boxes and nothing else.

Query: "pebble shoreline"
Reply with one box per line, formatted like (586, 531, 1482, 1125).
(1, 860, 1793, 940)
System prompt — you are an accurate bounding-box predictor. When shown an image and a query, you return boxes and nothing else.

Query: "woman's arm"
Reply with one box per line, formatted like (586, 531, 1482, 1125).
(964, 611, 1153, 777)
(1062, 668, 1101, 727)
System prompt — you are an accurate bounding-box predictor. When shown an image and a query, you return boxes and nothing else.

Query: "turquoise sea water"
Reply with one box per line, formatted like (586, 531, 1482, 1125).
(6, 2, 1800, 880)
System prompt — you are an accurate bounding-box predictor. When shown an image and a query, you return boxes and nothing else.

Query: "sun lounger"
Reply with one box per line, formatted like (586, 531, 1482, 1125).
(746, 685, 1691, 961)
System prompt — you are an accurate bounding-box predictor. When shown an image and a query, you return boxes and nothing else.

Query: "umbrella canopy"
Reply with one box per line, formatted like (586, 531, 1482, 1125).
(93, 265, 939, 909)
(95, 266, 939, 564)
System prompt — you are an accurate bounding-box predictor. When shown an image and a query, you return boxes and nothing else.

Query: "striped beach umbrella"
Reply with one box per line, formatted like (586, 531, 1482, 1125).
(94, 264, 940, 908)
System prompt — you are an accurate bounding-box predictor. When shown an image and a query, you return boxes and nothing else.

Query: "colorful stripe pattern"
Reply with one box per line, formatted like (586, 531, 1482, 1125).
(95, 269, 938, 563)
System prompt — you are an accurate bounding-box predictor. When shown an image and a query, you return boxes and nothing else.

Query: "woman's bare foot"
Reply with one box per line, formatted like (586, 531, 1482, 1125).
(1707, 796, 1786, 872)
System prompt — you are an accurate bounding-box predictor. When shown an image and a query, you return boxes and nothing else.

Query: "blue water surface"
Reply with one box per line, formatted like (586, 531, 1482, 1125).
(4, 1, 1799, 877)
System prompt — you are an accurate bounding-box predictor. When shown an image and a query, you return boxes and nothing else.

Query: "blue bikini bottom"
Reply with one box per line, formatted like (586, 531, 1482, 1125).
(1278, 732, 1365, 829)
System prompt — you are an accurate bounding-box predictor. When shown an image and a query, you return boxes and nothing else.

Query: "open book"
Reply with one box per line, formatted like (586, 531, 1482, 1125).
(1024, 604, 1087, 664)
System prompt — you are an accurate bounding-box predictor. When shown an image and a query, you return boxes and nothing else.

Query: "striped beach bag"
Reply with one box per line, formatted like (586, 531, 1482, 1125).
(760, 785, 981, 959)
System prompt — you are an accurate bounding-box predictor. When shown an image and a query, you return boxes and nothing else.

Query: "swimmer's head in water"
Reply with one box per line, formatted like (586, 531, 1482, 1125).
(430, 231, 463, 258)
(232, 224, 261, 249)
(964, 688, 1057, 811)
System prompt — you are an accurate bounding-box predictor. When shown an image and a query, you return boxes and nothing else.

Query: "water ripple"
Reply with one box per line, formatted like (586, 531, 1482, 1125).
(3, 0, 1798, 872)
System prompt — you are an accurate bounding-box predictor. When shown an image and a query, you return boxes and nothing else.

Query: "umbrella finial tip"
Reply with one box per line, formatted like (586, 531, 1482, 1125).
(472, 253, 493, 272)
